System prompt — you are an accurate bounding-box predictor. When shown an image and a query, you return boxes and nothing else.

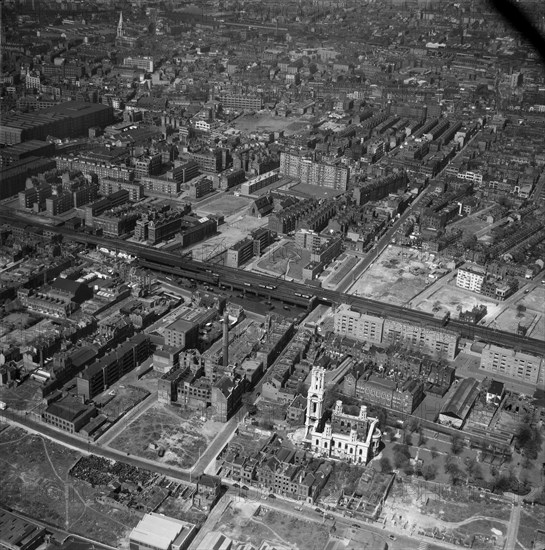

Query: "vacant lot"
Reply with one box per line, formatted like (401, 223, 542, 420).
(0, 378, 43, 411)
(194, 194, 252, 218)
(414, 285, 501, 320)
(214, 501, 330, 550)
(0, 316, 60, 347)
(189, 214, 267, 262)
(109, 403, 222, 469)
(98, 385, 150, 422)
(493, 286, 545, 339)
(256, 241, 310, 280)
(0, 426, 136, 545)
(347, 246, 435, 305)
(229, 113, 310, 135)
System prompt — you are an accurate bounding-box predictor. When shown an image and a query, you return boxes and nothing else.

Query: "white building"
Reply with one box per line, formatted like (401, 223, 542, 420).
(306, 367, 381, 464)
(456, 265, 486, 292)
(129, 512, 197, 550)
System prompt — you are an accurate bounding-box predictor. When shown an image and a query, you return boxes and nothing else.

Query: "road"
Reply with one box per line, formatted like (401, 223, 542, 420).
(224, 485, 472, 550)
(0, 408, 196, 484)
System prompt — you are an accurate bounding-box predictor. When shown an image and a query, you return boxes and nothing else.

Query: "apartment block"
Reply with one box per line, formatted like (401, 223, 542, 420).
(280, 152, 349, 191)
(333, 304, 384, 345)
(456, 265, 486, 292)
(76, 334, 150, 400)
(479, 343, 544, 387)
(383, 319, 459, 360)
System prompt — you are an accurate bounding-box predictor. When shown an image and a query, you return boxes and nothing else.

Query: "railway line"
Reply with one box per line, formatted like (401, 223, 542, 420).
(1, 210, 544, 356)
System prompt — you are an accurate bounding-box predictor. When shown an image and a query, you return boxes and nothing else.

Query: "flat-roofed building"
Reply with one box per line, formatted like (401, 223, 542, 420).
(333, 304, 384, 345)
(456, 265, 486, 292)
(0, 509, 47, 550)
(479, 343, 544, 387)
(129, 512, 197, 550)
(383, 318, 459, 360)
(164, 318, 199, 350)
(43, 395, 97, 433)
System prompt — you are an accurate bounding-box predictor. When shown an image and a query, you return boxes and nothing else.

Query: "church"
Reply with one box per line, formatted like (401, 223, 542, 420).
(306, 367, 382, 464)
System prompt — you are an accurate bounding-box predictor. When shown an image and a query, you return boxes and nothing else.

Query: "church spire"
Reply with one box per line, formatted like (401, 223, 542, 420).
(117, 11, 124, 38)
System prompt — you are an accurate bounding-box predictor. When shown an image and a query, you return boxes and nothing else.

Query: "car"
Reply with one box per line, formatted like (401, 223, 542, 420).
(389, 535, 397, 540)
(524, 289, 530, 294)
(352, 523, 360, 528)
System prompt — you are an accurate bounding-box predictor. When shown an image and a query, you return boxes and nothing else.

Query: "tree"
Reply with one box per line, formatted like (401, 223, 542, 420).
(379, 457, 392, 473)
(430, 446, 439, 460)
(405, 417, 420, 433)
(515, 422, 542, 460)
(422, 464, 438, 481)
(451, 434, 464, 455)
(405, 432, 413, 447)
(393, 444, 411, 469)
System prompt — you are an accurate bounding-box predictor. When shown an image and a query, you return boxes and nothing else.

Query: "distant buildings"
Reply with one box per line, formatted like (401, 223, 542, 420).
(0, 102, 113, 145)
(280, 152, 349, 191)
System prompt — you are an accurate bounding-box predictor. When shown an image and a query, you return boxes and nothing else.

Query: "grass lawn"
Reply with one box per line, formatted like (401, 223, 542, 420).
(423, 498, 511, 523)
(517, 506, 545, 548)
(453, 518, 506, 540)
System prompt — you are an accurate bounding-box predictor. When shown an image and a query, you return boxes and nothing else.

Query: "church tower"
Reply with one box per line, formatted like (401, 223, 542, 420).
(117, 12, 124, 38)
(306, 366, 326, 436)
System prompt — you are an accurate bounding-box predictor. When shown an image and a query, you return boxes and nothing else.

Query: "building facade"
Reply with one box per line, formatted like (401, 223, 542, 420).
(306, 367, 381, 464)
(479, 343, 544, 387)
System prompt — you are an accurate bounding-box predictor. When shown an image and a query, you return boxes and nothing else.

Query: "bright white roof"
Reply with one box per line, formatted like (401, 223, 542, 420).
(130, 513, 188, 550)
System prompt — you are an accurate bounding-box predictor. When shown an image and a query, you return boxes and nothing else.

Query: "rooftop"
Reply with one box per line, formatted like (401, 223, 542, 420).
(129, 512, 196, 550)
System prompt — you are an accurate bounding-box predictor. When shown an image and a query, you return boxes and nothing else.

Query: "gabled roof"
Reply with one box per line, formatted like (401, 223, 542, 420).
(440, 378, 480, 420)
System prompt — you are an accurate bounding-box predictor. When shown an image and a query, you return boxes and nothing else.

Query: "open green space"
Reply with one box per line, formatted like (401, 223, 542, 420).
(0, 426, 136, 545)
(517, 505, 545, 549)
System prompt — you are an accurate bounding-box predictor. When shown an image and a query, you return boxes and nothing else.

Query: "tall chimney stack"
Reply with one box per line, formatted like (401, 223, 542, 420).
(222, 310, 229, 367)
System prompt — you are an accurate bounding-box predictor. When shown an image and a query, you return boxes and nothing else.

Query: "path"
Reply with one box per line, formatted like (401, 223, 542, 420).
(505, 496, 522, 550)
